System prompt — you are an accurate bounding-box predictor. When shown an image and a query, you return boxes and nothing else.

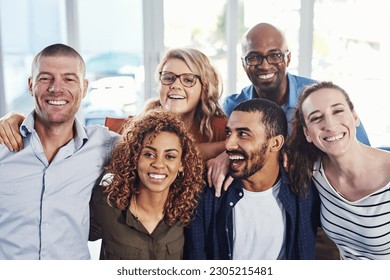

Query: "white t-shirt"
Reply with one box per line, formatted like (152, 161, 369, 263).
(232, 179, 286, 259)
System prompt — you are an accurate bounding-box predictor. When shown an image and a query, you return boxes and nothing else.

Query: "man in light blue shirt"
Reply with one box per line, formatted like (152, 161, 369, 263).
(223, 23, 370, 144)
(0, 44, 119, 259)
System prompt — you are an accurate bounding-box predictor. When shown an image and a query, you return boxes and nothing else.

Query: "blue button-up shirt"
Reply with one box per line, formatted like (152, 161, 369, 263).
(0, 112, 119, 259)
(222, 72, 371, 145)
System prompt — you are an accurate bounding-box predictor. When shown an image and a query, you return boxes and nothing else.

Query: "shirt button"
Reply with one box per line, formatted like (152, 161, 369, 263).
(239, 192, 243, 197)
(229, 202, 234, 206)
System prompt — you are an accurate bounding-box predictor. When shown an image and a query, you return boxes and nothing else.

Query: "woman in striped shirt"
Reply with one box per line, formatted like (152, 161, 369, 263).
(287, 81, 390, 260)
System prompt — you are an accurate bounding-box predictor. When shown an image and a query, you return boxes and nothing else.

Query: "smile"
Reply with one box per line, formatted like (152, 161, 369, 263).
(229, 155, 245, 160)
(323, 133, 345, 142)
(258, 73, 275, 80)
(148, 173, 167, 180)
(47, 100, 67, 106)
(168, 94, 185, 99)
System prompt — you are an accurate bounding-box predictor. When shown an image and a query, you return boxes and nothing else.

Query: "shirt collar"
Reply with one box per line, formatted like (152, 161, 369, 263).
(284, 72, 298, 110)
(21, 110, 88, 150)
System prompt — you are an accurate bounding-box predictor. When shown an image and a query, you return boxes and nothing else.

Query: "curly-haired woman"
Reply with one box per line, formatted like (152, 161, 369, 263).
(89, 109, 204, 260)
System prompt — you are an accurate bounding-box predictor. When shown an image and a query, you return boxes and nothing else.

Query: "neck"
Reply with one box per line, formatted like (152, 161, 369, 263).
(254, 78, 288, 106)
(133, 190, 167, 220)
(34, 119, 75, 163)
(241, 160, 280, 192)
(323, 142, 368, 177)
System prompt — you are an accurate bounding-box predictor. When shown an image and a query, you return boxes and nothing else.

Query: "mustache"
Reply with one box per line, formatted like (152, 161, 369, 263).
(226, 149, 248, 159)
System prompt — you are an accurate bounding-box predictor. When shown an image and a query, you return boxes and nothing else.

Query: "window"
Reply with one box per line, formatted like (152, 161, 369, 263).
(0, 0, 67, 115)
(312, 0, 390, 147)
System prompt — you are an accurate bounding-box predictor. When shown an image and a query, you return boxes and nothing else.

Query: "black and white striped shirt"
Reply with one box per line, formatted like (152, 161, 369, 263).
(313, 160, 390, 260)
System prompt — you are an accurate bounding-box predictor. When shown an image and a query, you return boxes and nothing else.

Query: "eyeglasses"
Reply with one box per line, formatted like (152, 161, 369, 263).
(242, 51, 290, 66)
(159, 71, 200, 88)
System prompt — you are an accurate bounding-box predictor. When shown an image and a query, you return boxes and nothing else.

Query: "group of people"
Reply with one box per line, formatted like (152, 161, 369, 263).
(0, 22, 389, 260)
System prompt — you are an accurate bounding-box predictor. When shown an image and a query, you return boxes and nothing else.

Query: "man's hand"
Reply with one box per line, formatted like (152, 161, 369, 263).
(206, 151, 233, 197)
(0, 112, 25, 152)
(282, 150, 288, 171)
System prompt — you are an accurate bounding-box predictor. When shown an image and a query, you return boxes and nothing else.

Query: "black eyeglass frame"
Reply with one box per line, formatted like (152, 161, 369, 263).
(242, 50, 290, 66)
(159, 71, 201, 88)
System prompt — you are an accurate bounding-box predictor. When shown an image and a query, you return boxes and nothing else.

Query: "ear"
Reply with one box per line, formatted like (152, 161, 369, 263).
(82, 79, 89, 99)
(28, 77, 33, 97)
(303, 127, 312, 143)
(285, 51, 291, 67)
(179, 162, 184, 173)
(241, 58, 246, 69)
(269, 135, 285, 152)
(352, 109, 360, 127)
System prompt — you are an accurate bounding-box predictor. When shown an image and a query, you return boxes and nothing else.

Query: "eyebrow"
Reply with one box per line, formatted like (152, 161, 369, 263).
(144, 145, 180, 153)
(226, 126, 252, 133)
(38, 72, 78, 77)
(307, 103, 345, 118)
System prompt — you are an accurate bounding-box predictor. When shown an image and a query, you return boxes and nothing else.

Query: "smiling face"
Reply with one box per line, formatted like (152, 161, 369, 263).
(158, 58, 202, 119)
(137, 131, 183, 196)
(301, 88, 359, 156)
(242, 24, 291, 101)
(29, 55, 88, 126)
(225, 111, 270, 179)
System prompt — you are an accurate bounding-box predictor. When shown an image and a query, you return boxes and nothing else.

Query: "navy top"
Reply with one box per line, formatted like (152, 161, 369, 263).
(184, 167, 320, 260)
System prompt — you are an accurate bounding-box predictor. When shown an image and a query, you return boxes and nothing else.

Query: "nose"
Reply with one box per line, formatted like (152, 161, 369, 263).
(323, 115, 338, 131)
(151, 156, 165, 169)
(225, 134, 238, 151)
(255, 58, 271, 69)
(48, 79, 64, 93)
(170, 77, 182, 89)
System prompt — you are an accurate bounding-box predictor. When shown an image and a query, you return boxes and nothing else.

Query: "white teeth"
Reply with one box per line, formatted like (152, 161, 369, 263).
(229, 155, 244, 160)
(149, 173, 167, 179)
(168, 94, 185, 99)
(48, 100, 67, 105)
(324, 133, 344, 142)
(259, 73, 274, 79)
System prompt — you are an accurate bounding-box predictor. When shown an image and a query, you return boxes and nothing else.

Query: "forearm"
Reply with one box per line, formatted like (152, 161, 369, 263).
(198, 141, 225, 161)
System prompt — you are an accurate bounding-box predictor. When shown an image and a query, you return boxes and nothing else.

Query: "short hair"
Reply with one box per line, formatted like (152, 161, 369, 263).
(233, 98, 287, 139)
(32, 43, 86, 78)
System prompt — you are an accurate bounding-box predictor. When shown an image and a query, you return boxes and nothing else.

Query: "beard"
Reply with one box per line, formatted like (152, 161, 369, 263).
(229, 142, 268, 179)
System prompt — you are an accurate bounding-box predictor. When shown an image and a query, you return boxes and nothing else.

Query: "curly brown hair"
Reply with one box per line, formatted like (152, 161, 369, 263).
(102, 109, 205, 225)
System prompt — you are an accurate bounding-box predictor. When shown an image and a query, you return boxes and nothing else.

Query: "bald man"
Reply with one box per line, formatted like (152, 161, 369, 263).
(223, 22, 370, 143)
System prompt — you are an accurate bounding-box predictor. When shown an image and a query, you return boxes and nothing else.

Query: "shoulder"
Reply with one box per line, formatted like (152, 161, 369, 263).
(104, 117, 130, 134)
(224, 85, 253, 102)
(288, 73, 316, 85)
(91, 183, 109, 206)
(85, 125, 120, 143)
(223, 85, 254, 116)
(210, 116, 228, 132)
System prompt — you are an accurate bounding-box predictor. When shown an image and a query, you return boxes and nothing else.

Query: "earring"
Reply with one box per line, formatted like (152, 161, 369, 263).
(178, 171, 184, 178)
